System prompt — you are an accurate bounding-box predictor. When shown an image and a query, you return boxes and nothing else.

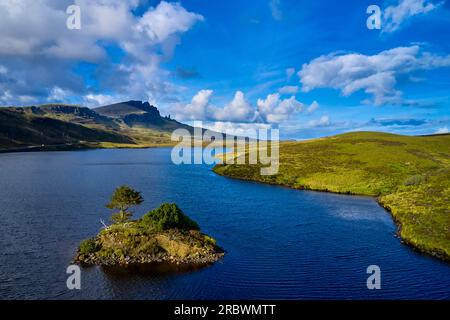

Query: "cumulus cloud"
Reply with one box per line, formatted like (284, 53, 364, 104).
(136, 2, 204, 43)
(171, 90, 309, 124)
(171, 90, 255, 123)
(0, 0, 202, 60)
(298, 45, 450, 105)
(383, 0, 442, 33)
(171, 89, 214, 121)
(0, 1, 204, 105)
(257, 93, 304, 123)
(214, 91, 256, 122)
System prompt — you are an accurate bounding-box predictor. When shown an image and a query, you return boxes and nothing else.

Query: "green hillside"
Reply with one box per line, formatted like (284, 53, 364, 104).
(214, 132, 450, 261)
(0, 101, 194, 150)
(0, 108, 131, 149)
(18, 104, 120, 130)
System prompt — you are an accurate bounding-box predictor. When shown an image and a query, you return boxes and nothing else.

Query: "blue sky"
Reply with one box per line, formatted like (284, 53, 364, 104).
(0, 0, 449, 139)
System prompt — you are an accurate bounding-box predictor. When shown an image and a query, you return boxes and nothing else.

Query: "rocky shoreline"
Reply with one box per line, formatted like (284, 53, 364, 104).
(75, 252, 224, 267)
(74, 232, 224, 267)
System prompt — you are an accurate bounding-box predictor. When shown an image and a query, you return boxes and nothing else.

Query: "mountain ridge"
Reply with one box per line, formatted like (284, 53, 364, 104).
(94, 100, 159, 118)
(0, 100, 193, 150)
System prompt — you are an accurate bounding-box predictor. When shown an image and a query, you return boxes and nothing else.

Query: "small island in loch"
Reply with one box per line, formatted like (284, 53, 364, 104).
(74, 186, 224, 267)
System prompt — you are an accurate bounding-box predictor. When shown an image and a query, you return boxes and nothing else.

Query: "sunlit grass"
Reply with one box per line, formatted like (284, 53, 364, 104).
(214, 131, 450, 261)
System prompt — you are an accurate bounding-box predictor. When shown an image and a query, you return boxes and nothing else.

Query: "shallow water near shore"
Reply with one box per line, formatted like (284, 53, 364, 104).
(0, 148, 449, 299)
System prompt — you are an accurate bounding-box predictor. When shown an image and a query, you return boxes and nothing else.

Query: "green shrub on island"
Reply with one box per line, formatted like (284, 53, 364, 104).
(141, 203, 200, 231)
(79, 239, 100, 255)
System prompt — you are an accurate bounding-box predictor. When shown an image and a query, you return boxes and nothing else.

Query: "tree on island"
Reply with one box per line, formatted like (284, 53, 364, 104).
(106, 185, 143, 223)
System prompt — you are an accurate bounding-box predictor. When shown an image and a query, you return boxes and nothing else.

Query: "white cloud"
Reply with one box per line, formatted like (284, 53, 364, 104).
(0, 1, 204, 105)
(257, 93, 304, 123)
(83, 94, 122, 107)
(383, 0, 442, 33)
(171, 90, 254, 122)
(171, 89, 214, 121)
(0, 1, 202, 60)
(0, 1, 122, 60)
(136, 2, 204, 43)
(298, 45, 450, 105)
(214, 91, 256, 122)
(48, 87, 72, 102)
(307, 101, 319, 113)
(279, 85, 299, 94)
(171, 90, 308, 124)
(435, 127, 449, 134)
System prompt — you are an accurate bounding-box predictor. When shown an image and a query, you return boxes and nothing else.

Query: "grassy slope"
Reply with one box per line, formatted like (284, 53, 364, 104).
(21, 104, 178, 145)
(24, 105, 123, 132)
(0, 106, 181, 150)
(0, 108, 132, 149)
(214, 132, 450, 261)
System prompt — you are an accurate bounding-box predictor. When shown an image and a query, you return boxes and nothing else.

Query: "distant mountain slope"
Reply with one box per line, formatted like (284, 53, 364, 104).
(0, 108, 131, 149)
(94, 100, 192, 132)
(0, 100, 195, 150)
(16, 104, 120, 129)
(94, 100, 157, 118)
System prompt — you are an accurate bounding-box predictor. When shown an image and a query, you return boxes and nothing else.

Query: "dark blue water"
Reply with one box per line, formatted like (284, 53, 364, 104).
(0, 148, 449, 300)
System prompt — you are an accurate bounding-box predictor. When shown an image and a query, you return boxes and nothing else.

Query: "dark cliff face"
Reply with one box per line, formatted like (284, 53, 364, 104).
(124, 101, 161, 116)
(94, 100, 161, 119)
(121, 101, 162, 125)
(123, 112, 162, 126)
(95, 100, 170, 127)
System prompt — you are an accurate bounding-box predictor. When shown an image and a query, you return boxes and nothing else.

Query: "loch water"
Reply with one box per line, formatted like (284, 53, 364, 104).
(0, 148, 449, 299)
